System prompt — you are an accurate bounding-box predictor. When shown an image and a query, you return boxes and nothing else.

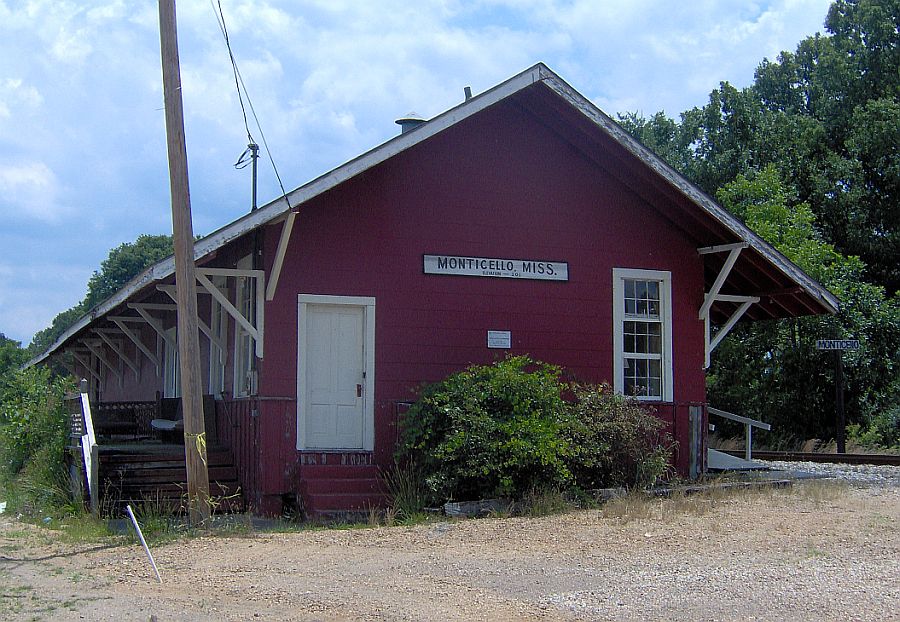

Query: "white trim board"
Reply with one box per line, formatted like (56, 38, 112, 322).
(612, 268, 674, 402)
(296, 294, 376, 451)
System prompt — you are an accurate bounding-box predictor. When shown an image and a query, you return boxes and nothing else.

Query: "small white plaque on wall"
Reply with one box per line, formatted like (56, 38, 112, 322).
(487, 330, 511, 349)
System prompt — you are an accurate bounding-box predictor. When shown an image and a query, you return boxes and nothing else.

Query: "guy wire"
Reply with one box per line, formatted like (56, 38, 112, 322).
(210, 0, 293, 210)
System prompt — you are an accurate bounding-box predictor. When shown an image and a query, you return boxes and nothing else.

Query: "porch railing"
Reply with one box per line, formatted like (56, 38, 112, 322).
(708, 407, 771, 461)
(215, 399, 260, 508)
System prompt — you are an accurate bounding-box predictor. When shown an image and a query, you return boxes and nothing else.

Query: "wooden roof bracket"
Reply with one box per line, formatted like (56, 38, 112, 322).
(698, 242, 759, 368)
(94, 329, 141, 378)
(110, 317, 161, 376)
(82, 340, 123, 387)
(71, 350, 102, 384)
(156, 284, 227, 355)
(127, 304, 176, 349)
(196, 267, 265, 358)
(266, 210, 296, 302)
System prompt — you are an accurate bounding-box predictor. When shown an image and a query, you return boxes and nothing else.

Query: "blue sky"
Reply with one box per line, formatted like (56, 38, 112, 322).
(0, 0, 834, 346)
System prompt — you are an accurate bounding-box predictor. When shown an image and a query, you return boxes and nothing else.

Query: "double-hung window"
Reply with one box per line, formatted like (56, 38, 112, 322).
(613, 268, 673, 401)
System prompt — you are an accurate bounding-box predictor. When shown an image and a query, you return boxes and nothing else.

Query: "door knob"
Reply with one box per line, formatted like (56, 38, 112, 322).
(356, 384, 362, 398)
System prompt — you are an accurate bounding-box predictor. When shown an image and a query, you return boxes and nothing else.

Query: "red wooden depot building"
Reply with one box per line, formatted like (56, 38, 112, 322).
(34, 64, 838, 516)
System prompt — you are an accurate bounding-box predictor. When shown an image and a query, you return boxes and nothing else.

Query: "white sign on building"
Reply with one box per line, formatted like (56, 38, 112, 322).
(423, 254, 568, 281)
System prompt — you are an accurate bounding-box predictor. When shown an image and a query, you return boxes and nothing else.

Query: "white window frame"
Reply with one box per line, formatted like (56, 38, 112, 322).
(163, 326, 180, 398)
(233, 255, 258, 397)
(612, 268, 673, 402)
(297, 294, 376, 451)
(208, 275, 228, 395)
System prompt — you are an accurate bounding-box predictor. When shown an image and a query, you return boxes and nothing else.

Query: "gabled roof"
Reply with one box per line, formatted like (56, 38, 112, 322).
(31, 63, 838, 366)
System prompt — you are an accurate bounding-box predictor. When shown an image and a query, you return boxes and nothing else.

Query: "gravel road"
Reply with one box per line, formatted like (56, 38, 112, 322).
(1, 467, 898, 621)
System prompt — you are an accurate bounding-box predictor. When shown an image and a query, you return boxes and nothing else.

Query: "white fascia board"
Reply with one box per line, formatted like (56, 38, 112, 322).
(540, 73, 840, 316)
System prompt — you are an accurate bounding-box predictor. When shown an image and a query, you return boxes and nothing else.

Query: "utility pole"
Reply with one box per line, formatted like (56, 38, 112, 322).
(250, 142, 259, 211)
(158, 0, 211, 523)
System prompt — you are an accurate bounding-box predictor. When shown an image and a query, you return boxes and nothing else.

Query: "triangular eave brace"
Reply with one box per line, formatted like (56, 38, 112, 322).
(195, 267, 265, 358)
(698, 242, 760, 369)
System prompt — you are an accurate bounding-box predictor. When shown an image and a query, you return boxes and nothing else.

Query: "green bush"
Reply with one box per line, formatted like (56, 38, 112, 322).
(0, 366, 72, 514)
(398, 356, 572, 504)
(564, 384, 673, 489)
(847, 405, 900, 450)
(397, 356, 674, 505)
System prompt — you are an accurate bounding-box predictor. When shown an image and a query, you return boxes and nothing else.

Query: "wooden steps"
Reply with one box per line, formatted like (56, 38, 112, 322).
(299, 464, 387, 517)
(98, 444, 243, 515)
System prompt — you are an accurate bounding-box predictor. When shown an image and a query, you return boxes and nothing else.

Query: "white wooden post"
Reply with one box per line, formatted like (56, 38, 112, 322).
(79, 379, 99, 516)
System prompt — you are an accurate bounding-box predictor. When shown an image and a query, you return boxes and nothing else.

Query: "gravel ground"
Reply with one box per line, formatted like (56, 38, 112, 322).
(763, 460, 900, 487)
(1, 465, 898, 621)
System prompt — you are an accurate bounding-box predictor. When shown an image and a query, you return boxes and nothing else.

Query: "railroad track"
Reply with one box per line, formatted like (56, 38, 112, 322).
(721, 450, 900, 466)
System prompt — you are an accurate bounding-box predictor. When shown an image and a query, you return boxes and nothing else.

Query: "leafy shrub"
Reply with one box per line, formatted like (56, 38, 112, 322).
(397, 357, 674, 506)
(0, 366, 72, 514)
(563, 384, 673, 489)
(847, 404, 900, 450)
(397, 356, 572, 504)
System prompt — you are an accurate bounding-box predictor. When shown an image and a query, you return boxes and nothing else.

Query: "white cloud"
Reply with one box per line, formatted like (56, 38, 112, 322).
(0, 162, 67, 223)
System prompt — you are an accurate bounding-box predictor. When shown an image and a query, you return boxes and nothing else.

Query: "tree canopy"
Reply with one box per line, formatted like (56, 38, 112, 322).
(0, 334, 28, 377)
(621, 0, 900, 446)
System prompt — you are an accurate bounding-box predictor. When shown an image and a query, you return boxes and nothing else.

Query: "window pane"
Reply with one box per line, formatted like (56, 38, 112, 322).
(624, 278, 661, 319)
(623, 355, 663, 399)
(648, 358, 661, 379)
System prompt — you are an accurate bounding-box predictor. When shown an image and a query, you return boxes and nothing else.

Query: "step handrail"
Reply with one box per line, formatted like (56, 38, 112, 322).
(708, 407, 771, 461)
(78, 379, 99, 515)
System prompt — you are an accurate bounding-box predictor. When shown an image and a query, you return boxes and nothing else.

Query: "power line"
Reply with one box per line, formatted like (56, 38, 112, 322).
(210, 0, 293, 210)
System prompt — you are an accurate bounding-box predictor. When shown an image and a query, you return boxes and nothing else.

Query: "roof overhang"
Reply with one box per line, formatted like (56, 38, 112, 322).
(30, 63, 837, 367)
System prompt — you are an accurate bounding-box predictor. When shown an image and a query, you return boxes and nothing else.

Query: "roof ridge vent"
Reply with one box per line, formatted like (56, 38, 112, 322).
(395, 111, 426, 134)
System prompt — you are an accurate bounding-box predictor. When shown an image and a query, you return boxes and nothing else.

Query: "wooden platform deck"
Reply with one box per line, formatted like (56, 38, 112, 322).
(97, 441, 243, 515)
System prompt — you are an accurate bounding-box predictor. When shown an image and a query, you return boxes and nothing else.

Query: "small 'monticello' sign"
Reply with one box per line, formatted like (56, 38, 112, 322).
(816, 339, 860, 351)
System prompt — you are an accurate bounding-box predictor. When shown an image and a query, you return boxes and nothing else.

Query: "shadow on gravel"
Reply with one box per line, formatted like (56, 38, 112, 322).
(0, 541, 123, 567)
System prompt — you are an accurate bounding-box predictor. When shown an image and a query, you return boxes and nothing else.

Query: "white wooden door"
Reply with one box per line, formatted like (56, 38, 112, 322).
(303, 304, 365, 449)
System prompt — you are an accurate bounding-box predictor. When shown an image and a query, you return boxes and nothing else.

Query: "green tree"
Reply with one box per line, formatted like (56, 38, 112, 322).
(619, 0, 900, 445)
(83, 234, 174, 309)
(0, 334, 28, 377)
(708, 167, 900, 443)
